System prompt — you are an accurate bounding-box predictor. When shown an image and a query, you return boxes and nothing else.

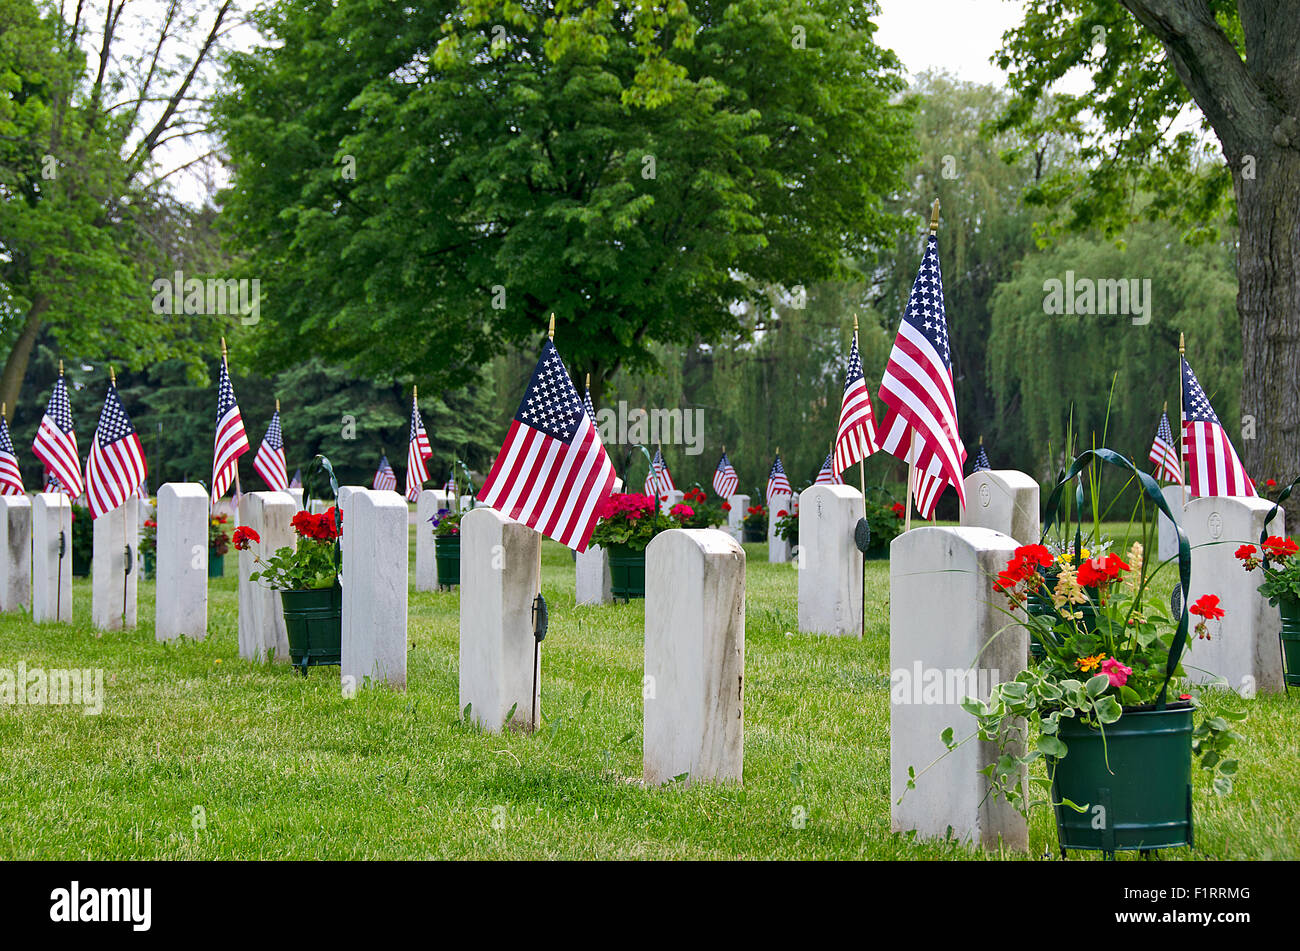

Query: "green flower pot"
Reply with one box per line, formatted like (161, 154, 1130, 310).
(435, 534, 461, 587)
(208, 552, 225, 578)
(743, 525, 765, 543)
(71, 550, 91, 578)
(607, 543, 646, 601)
(1279, 597, 1300, 689)
(280, 584, 342, 675)
(1026, 566, 1060, 661)
(864, 543, 890, 561)
(1050, 704, 1194, 856)
(142, 550, 156, 580)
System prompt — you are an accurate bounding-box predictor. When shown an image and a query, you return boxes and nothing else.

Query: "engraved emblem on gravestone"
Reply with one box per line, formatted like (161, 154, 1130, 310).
(979, 483, 991, 508)
(1208, 512, 1223, 540)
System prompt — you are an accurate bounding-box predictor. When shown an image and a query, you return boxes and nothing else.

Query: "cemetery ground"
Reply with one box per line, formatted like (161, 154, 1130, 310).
(0, 526, 1295, 860)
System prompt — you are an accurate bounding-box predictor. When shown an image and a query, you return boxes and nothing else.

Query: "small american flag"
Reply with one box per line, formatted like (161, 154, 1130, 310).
(834, 330, 879, 475)
(289, 467, 302, 489)
(0, 413, 24, 495)
(877, 232, 965, 518)
(814, 452, 843, 486)
(85, 381, 148, 519)
(971, 444, 991, 473)
(373, 454, 397, 491)
(443, 473, 457, 495)
(405, 394, 432, 501)
(644, 448, 675, 496)
(712, 452, 739, 497)
(211, 359, 249, 503)
(582, 382, 597, 422)
(44, 471, 61, 493)
(33, 374, 83, 498)
(1148, 410, 1182, 485)
(477, 339, 616, 552)
(253, 410, 289, 491)
(766, 454, 792, 502)
(1182, 358, 1253, 498)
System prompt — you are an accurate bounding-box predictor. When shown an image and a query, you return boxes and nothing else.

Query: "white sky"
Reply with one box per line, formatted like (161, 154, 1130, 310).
(874, 0, 1030, 86)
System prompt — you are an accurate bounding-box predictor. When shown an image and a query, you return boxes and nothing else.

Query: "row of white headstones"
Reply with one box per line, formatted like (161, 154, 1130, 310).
(0, 471, 1283, 851)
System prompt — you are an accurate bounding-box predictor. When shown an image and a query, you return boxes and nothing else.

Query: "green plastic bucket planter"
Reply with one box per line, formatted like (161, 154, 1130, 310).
(607, 543, 646, 601)
(280, 585, 342, 675)
(142, 550, 155, 580)
(208, 552, 225, 578)
(743, 525, 764, 543)
(435, 535, 461, 587)
(1050, 703, 1193, 856)
(1280, 598, 1300, 689)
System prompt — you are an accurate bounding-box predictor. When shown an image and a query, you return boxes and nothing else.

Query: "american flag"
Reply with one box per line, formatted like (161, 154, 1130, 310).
(44, 471, 61, 493)
(834, 330, 879, 475)
(1148, 410, 1182, 485)
(644, 448, 675, 496)
(766, 454, 792, 502)
(971, 444, 991, 473)
(582, 382, 596, 422)
(253, 410, 289, 490)
(85, 381, 148, 519)
(405, 394, 432, 501)
(211, 360, 249, 503)
(289, 467, 302, 488)
(1182, 358, 1253, 498)
(373, 454, 397, 491)
(877, 232, 965, 518)
(814, 452, 843, 486)
(0, 413, 24, 495)
(477, 339, 616, 552)
(712, 451, 739, 497)
(33, 375, 83, 498)
(442, 472, 457, 495)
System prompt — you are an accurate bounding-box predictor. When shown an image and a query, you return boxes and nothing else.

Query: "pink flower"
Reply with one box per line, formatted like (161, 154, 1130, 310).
(670, 503, 694, 520)
(1100, 658, 1132, 688)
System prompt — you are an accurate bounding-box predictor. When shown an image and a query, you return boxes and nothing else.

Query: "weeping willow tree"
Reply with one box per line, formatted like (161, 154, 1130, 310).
(988, 220, 1239, 478)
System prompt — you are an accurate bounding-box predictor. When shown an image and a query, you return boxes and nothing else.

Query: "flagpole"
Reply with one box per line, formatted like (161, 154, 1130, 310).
(54, 364, 64, 622)
(110, 366, 129, 626)
(531, 315, 554, 733)
(1178, 333, 1188, 511)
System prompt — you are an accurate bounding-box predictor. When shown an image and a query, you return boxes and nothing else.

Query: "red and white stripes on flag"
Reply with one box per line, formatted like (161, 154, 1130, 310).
(712, 452, 739, 498)
(373, 454, 397, 491)
(815, 452, 843, 486)
(33, 374, 83, 498)
(85, 381, 148, 519)
(477, 339, 616, 552)
(253, 409, 289, 491)
(405, 394, 432, 502)
(1181, 357, 1253, 498)
(766, 454, 792, 502)
(0, 413, 24, 495)
(1148, 410, 1183, 486)
(211, 359, 249, 503)
(834, 331, 879, 475)
(643, 448, 675, 497)
(877, 233, 965, 518)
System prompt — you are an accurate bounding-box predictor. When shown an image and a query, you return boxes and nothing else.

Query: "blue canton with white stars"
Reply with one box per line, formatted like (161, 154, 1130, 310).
(903, 235, 950, 367)
(47, 377, 75, 433)
(215, 363, 240, 422)
(96, 385, 137, 446)
(770, 456, 785, 477)
(409, 403, 424, 440)
(514, 340, 582, 443)
(0, 418, 15, 455)
(265, 411, 284, 451)
(1157, 412, 1175, 445)
(844, 337, 864, 389)
(1181, 359, 1219, 424)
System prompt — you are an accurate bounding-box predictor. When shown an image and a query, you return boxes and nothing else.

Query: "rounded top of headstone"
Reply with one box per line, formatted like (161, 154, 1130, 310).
(158, 482, 209, 501)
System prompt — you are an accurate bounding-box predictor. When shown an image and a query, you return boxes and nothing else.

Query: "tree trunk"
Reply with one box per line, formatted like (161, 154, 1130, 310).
(1234, 145, 1300, 482)
(0, 297, 49, 416)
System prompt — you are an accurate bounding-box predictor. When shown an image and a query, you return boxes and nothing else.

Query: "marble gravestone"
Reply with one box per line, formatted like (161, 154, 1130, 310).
(156, 483, 208, 642)
(768, 493, 792, 563)
(575, 544, 612, 606)
(644, 529, 745, 786)
(32, 493, 72, 623)
(797, 485, 864, 637)
(92, 497, 138, 631)
(661, 488, 684, 516)
(0, 496, 31, 613)
(1184, 496, 1285, 695)
(458, 507, 540, 732)
(726, 494, 749, 543)
(341, 489, 407, 690)
(1157, 484, 1186, 565)
(415, 489, 439, 591)
(237, 491, 295, 659)
(890, 526, 1028, 851)
(959, 469, 1040, 545)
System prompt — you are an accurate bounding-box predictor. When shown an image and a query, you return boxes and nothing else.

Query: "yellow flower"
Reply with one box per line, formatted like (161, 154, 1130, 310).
(1077, 654, 1104, 673)
(214, 658, 223, 665)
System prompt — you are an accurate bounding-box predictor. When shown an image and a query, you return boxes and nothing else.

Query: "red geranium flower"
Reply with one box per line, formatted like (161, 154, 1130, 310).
(721, 502, 731, 512)
(1189, 594, 1224, 620)
(776, 510, 788, 518)
(232, 526, 260, 550)
(891, 503, 905, 519)
(1262, 536, 1298, 560)
(670, 503, 694, 520)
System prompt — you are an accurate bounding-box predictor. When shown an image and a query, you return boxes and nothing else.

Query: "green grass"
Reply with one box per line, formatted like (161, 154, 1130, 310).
(0, 527, 1295, 859)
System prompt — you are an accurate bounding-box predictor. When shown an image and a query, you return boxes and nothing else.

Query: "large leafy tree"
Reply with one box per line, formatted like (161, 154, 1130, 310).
(996, 0, 1300, 478)
(215, 0, 915, 401)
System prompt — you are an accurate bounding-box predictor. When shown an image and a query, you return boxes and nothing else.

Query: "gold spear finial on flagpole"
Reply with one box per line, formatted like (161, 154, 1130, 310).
(929, 199, 940, 234)
(109, 366, 115, 385)
(548, 314, 555, 340)
(1163, 400, 1167, 413)
(2, 403, 6, 421)
(979, 435, 983, 446)
(276, 398, 280, 413)
(585, 373, 590, 390)
(58, 360, 63, 377)
(1179, 332, 1185, 356)
(413, 384, 418, 402)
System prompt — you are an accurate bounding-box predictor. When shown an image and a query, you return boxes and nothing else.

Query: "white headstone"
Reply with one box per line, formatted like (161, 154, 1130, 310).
(415, 489, 439, 591)
(1158, 484, 1185, 564)
(890, 526, 1028, 851)
(575, 543, 611, 605)
(726, 494, 749, 542)
(1184, 496, 1285, 695)
(237, 492, 295, 659)
(92, 498, 138, 631)
(0, 496, 31, 613)
(287, 487, 304, 510)
(459, 507, 540, 732)
(31, 493, 71, 623)
(768, 493, 792, 563)
(661, 488, 684, 516)
(959, 469, 1040, 545)
(341, 489, 407, 690)
(797, 485, 863, 637)
(644, 529, 745, 786)
(156, 484, 208, 642)
(459, 494, 475, 513)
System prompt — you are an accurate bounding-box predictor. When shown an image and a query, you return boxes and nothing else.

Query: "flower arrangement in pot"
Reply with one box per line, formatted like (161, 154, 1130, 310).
(741, 503, 768, 542)
(430, 508, 463, 587)
(588, 493, 679, 600)
(672, 487, 726, 529)
(907, 449, 1247, 857)
(208, 513, 232, 578)
(773, 500, 799, 546)
(140, 517, 157, 579)
(860, 487, 906, 559)
(1235, 529, 1300, 689)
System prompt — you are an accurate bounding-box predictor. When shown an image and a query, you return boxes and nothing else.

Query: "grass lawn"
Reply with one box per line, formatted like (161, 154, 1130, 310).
(0, 523, 1295, 860)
